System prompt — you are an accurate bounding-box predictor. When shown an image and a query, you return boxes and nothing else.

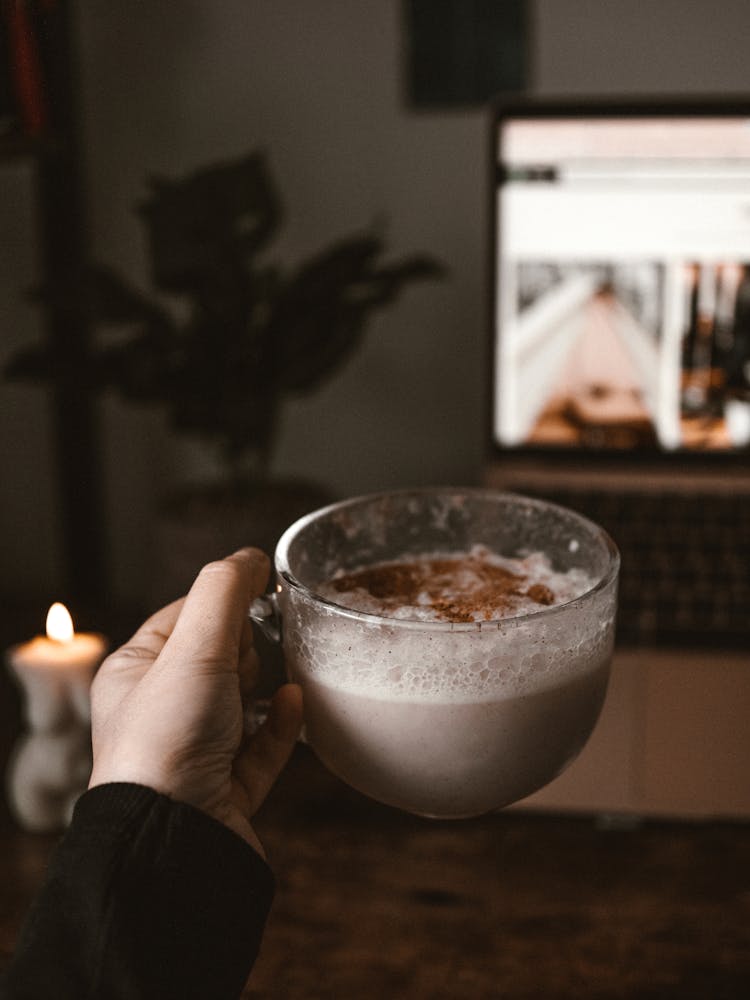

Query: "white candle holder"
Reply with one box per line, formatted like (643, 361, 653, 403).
(6, 622, 106, 833)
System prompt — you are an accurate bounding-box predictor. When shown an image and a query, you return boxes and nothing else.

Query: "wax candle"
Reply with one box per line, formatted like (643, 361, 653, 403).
(11, 601, 105, 670)
(5, 604, 107, 832)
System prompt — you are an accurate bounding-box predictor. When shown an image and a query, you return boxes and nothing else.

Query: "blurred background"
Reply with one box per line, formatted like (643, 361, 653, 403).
(2, 0, 750, 616)
(2, 5, 750, 995)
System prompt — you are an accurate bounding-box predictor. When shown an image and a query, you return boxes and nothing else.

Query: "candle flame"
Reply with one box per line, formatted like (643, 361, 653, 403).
(46, 602, 74, 642)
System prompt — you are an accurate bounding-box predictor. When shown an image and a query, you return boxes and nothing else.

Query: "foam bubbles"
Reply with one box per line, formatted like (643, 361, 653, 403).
(284, 589, 616, 705)
(280, 537, 618, 704)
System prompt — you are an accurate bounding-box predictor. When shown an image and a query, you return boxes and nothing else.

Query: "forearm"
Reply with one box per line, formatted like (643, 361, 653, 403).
(2, 784, 274, 1000)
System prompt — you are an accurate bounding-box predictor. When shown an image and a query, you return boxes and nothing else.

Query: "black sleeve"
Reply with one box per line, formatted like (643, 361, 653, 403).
(1, 783, 275, 1000)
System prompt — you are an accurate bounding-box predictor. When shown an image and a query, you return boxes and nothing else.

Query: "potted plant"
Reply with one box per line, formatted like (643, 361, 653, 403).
(7, 151, 443, 602)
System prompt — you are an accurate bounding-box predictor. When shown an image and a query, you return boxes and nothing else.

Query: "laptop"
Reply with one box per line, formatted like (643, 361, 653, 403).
(486, 96, 750, 647)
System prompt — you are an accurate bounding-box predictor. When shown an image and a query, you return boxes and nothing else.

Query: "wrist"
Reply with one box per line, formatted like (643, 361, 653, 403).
(89, 766, 265, 856)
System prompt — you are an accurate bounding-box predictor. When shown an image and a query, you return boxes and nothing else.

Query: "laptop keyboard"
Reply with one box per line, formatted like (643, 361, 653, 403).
(520, 486, 750, 647)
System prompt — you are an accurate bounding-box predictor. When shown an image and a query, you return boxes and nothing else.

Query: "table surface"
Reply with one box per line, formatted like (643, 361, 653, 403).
(2, 744, 748, 1000)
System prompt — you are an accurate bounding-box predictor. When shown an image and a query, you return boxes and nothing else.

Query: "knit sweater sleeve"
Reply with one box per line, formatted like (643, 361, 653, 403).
(1, 783, 275, 1000)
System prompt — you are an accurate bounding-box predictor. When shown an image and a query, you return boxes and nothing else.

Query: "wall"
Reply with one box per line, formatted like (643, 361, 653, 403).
(1, 0, 749, 607)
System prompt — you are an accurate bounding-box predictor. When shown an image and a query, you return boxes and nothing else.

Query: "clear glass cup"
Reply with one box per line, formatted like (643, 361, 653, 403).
(253, 488, 619, 819)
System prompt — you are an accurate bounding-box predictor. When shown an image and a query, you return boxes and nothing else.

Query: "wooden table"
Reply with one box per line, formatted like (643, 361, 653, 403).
(246, 747, 750, 998)
(1, 742, 748, 998)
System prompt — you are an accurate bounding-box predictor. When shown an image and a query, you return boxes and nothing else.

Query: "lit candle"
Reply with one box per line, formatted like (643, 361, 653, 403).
(5, 605, 107, 832)
(11, 601, 105, 673)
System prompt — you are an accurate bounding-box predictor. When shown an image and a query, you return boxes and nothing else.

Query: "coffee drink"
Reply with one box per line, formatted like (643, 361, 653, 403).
(271, 490, 619, 818)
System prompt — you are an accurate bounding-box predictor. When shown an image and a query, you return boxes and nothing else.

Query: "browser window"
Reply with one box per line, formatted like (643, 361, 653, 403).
(493, 113, 750, 453)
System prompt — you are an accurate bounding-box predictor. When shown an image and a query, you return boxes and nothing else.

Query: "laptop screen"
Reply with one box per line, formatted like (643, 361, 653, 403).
(491, 100, 750, 456)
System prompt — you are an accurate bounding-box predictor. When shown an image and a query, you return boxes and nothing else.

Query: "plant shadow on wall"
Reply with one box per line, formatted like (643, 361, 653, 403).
(7, 152, 444, 605)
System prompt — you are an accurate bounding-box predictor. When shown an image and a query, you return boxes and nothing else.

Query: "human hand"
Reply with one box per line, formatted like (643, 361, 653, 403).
(88, 548, 302, 856)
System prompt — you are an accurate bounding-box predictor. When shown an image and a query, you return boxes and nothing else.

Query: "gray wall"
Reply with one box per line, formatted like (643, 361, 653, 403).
(2, 0, 749, 606)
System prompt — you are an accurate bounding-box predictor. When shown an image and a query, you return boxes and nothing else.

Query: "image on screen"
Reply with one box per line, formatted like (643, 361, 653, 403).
(493, 114, 750, 453)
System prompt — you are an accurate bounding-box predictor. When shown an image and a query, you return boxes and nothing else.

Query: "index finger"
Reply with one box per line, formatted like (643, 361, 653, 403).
(159, 548, 270, 672)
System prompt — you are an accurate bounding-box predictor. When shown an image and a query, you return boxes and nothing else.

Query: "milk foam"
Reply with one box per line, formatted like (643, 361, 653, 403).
(288, 619, 611, 703)
(317, 546, 593, 622)
(285, 546, 613, 705)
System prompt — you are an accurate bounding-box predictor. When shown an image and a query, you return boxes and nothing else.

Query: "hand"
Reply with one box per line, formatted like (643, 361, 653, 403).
(88, 548, 302, 857)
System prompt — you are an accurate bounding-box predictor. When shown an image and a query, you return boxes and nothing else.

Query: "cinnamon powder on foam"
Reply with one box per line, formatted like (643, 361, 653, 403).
(327, 550, 555, 623)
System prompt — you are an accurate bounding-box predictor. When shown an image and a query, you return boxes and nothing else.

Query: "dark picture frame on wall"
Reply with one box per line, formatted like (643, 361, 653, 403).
(402, 0, 529, 109)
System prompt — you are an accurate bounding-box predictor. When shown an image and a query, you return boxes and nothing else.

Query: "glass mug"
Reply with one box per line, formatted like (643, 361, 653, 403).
(251, 488, 619, 819)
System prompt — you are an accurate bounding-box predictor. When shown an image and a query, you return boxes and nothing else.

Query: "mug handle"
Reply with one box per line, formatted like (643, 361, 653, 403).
(248, 592, 282, 644)
(245, 592, 283, 736)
